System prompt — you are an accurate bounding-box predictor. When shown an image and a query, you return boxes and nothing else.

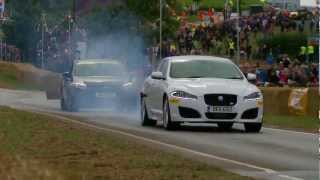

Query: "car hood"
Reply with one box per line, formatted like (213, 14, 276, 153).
(169, 78, 259, 96)
(74, 76, 126, 86)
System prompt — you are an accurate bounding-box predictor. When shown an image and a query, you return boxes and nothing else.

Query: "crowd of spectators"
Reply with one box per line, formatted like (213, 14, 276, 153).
(161, 8, 318, 58)
(241, 60, 318, 87)
(157, 7, 319, 87)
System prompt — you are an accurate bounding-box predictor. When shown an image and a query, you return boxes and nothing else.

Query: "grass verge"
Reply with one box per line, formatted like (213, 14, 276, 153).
(0, 106, 251, 180)
(264, 114, 318, 133)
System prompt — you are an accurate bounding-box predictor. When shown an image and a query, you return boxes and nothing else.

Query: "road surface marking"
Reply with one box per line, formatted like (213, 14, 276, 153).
(278, 174, 304, 180)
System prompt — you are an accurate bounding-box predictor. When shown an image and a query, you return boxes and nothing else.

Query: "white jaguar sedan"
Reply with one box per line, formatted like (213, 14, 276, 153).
(140, 56, 263, 132)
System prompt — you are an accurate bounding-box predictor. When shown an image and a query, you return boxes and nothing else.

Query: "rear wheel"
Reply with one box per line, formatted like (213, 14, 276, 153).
(163, 98, 180, 130)
(60, 87, 67, 111)
(141, 98, 156, 126)
(69, 99, 79, 112)
(244, 123, 262, 133)
(66, 94, 79, 112)
(217, 122, 234, 131)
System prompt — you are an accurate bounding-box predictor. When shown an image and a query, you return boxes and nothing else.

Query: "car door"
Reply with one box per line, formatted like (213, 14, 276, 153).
(146, 62, 163, 117)
(142, 76, 154, 110)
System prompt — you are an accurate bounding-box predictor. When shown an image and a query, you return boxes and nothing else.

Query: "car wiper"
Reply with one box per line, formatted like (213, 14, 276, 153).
(185, 76, 205, 78)
(226, 77, 243, 79)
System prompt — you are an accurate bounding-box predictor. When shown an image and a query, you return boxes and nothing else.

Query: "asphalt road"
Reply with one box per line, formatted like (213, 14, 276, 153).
(0, 88, 318, 180)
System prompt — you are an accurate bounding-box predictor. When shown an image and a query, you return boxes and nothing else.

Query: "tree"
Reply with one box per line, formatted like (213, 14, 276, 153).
(3, 0, 72, 61)
(3, 0, 181, 62)
(127, 0, 181, 41)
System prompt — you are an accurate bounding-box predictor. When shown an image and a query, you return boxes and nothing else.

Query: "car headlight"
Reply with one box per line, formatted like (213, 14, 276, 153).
(243, 92, 262, 100)
(122, 82, 133, 88)
(71, 82, 87, 89)
(170, 91, 197, 99)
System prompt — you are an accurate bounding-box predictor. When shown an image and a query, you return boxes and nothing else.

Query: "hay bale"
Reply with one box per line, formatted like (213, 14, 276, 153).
(260, 87, 291, 115)
(261, 87, 319, 117)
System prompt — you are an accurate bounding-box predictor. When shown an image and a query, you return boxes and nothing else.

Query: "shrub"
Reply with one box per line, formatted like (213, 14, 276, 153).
(257, 32, 308, 57)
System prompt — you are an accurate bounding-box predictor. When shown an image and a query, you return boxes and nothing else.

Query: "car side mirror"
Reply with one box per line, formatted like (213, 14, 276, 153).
(151, 72, 165, 80)
(247, 73, 256, 83)
(63, 72, 73, 81)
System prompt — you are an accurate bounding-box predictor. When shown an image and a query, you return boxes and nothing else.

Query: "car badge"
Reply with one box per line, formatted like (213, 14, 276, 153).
(218, 96, 224, 102)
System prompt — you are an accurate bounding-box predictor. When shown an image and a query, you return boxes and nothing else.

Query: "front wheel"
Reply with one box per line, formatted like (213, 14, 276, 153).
(60, 87, 67, 111)
(141, 98, 156, 126)
(60, 98, 67, 111)
(163, 98, 180, 130)
(244, 123, 262, 133)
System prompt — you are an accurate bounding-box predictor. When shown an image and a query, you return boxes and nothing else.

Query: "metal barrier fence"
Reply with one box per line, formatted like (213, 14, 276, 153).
(0, 42, 21, 63)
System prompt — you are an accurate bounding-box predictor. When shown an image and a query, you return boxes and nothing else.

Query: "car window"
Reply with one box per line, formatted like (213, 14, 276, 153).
(157, 60, 169, 76)
(74, 63, 125, 77)
(170, 60, 244, 79)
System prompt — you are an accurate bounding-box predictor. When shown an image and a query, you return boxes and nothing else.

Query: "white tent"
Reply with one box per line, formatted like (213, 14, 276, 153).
(300, 0, 318, 7)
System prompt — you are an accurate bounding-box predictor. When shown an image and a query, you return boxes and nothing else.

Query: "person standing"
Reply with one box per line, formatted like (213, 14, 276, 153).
(246, 45, 252, 60)
(186, 31, 193, 54)
(177, 32, 185, 54)
(299, 45, 306, 63)
(262, 44, 268, 60)
(307, 44, 314, 63)
(266, 51, 274, 65)
(228, 40, 235, 58)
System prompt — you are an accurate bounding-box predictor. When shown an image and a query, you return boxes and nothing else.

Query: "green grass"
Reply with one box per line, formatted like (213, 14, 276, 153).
(264, 114, 318, 133)
(0, 66, 19, 87)
(0, 106, 251, 180)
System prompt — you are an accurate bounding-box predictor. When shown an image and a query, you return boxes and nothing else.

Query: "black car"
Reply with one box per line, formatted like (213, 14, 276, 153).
(60, 59, 137, 112)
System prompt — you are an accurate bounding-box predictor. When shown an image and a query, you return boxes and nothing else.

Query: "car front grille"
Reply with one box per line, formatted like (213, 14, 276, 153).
(204, 94, 237, 106)
(87, 85, 119, 91)
(205, 113, 237, 120)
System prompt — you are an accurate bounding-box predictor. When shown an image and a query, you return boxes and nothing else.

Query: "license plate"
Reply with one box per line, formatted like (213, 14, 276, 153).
(207, 106, 233, 113)
(96, 93, 116, 98)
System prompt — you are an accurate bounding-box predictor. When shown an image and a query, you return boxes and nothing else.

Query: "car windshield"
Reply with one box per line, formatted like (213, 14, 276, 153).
(74, 63, 125, 77)
(170, 60, 244, 79)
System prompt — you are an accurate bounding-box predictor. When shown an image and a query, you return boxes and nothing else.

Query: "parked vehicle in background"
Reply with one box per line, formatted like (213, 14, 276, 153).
(141, 56, 263, 132)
